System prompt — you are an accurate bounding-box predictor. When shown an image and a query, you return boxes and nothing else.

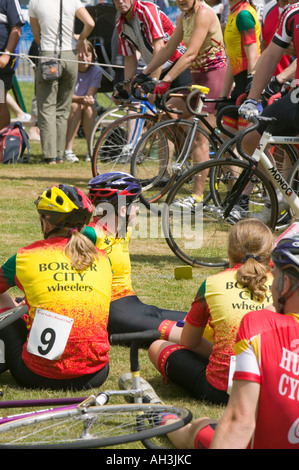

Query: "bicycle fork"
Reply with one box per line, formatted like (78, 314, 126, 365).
(222, 165, 256, 218)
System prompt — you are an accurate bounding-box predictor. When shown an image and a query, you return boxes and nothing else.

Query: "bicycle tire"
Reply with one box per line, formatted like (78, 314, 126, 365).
(215, 136, 298, 227)
(162, 158, 278, 268)
(287, 157, 299, 217)
(88, 104, 140, 157)
(0, 305, 28, 330)
(130, 119, 218, 210)
(91, 113, 159, 177)
(0, 403, 192, 449)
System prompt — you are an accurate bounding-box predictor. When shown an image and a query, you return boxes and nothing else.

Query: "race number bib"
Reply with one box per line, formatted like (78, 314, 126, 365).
(27, 308, 74, 360)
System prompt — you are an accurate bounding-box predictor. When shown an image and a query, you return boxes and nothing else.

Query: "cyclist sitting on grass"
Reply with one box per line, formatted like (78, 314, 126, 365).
(148, 218, 274, 405)
(83, 172, 187, 341)
(160, 233, 299, 449)
(0, 184, 112, 391)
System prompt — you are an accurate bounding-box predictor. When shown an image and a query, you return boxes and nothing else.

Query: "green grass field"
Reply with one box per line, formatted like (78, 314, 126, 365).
(0, 82, 226, 448)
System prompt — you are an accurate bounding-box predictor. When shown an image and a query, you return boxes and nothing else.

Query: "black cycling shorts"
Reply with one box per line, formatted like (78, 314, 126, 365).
(258, 90, 299, 136)
(108, 295, 186, 336)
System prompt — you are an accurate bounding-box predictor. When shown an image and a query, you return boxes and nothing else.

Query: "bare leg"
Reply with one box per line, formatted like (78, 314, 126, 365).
(167, 416, 218, 449)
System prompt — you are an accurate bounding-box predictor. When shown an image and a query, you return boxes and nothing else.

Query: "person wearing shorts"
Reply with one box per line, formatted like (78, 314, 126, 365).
(134, 0, 227, 208)
(217, 0, 261, 133)
(157, 230, 299, 450)
(0, 184, 112, 391)
(0, 0, 25, 130)
(240, 1, 299, 140)
(84, 172, 187, 342)
(148, 219, 274, 405)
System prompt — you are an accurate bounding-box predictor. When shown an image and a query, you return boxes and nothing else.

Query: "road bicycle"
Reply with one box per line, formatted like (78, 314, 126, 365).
(130, 85, 235, 211)
(91, 84, 232, 181)
(161, 115, 299, 268)
(0, 328, 192, 449)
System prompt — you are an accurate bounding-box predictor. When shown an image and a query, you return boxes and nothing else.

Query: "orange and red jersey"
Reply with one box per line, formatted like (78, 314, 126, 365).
(0, 237, 112, 379)
(185, 264, 273, 391)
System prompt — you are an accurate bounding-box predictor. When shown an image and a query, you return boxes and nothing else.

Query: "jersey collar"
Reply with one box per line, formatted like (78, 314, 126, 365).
(230, 0, 247, 13)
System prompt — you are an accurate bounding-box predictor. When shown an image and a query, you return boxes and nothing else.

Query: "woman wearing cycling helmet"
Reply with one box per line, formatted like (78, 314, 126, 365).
(84, 172, 187, 341)
(0, 184, 112, 390)
(151, 234, 299, 450)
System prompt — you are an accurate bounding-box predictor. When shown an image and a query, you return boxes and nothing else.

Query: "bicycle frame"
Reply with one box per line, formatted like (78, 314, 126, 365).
(237, 119, 299, 217)
(125, 99, 157, 149)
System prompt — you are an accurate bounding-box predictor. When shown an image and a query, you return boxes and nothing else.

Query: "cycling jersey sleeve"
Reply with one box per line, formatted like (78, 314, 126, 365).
(82, 225, 98, 246)
(185, 280, 209, 328)
(233, 315, 261, 383)
(236, 10, 257, 44)
(0, 254, 17, 292)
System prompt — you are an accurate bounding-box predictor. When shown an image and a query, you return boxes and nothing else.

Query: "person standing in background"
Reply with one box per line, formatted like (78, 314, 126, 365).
(28, 0, 95, 164)
(0, 0, 24, 130)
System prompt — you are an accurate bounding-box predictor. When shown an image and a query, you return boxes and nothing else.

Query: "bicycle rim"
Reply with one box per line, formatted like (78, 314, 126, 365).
(92, 113, 158, 177)
(131, 119, 217, 211)
(162, 159, 278, 268)
(88, 104, 139, 156)
(0, 403, 192, 449)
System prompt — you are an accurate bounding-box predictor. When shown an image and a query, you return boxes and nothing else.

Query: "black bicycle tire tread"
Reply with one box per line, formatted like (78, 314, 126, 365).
(0, 403, 192, 449)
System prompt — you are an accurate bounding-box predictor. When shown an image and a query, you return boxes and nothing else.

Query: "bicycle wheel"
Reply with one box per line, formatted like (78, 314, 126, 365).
(131, 119, 218, 210)
(287, 157, 299, 217)
(216, 137, 298, 227)
(0, 403, 192, 449)
(162, 158, 278, 268)
(91, 113, 158, 177)
(88, 104, 140, 157)
(0, 305, 28, 330)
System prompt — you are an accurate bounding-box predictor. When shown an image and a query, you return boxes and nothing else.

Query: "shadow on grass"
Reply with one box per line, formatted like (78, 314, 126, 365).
(130, 253, 181, 267)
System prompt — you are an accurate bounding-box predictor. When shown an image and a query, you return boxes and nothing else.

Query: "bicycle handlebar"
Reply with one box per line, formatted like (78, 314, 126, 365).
(131, 83, 149, 101)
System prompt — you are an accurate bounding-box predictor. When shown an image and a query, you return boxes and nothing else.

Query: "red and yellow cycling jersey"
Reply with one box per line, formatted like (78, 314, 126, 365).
(224, 0, 261, 77)
(0, 237, 112, 379)
(234, 309, 299, 449)
(84, 218, 135, 301)
(185, 264, 273, 391)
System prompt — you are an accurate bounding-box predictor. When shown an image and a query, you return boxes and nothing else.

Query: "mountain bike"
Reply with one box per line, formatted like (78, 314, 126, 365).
(161, 115, 299, 268)
(0, 329, 192, 449)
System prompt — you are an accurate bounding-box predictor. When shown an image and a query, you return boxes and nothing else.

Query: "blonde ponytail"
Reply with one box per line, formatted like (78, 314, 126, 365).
(228, 219, 274, 302)
(64, 230, 99, 271)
